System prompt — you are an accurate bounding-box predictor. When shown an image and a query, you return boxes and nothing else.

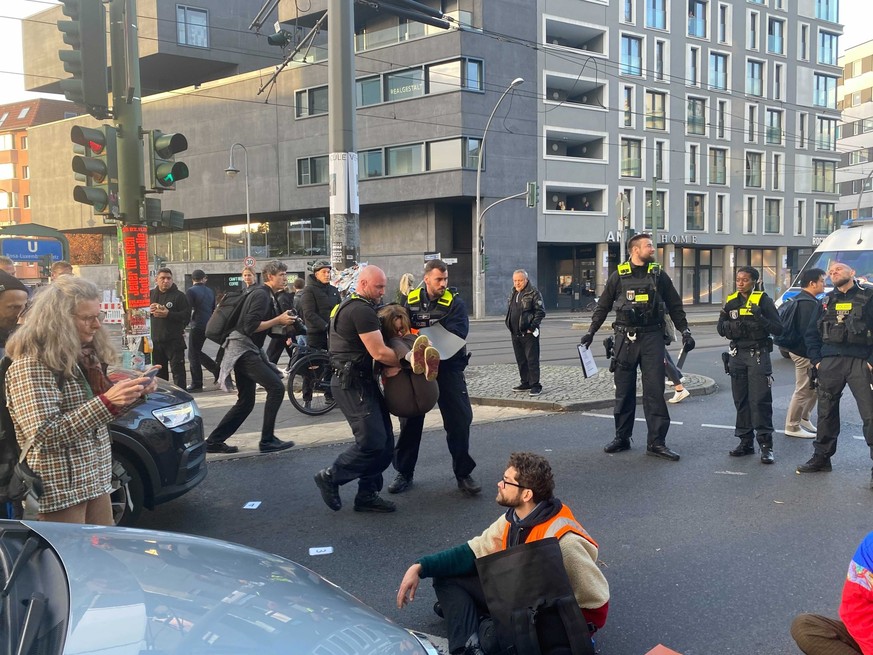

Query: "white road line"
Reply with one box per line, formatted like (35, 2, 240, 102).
(853, 435, 865, 440)
(636, 417, 683, 425)
(715, 470, 748, 476)
(701, 423, 736, 430)
(579, 412, 683, 425)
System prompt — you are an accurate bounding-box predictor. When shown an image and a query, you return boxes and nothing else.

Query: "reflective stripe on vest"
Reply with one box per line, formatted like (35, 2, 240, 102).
(618, 261, 661, 277)
(407, 287, 454, 308)
(500, 504, 598, 551)
(724, 290, 763, 316)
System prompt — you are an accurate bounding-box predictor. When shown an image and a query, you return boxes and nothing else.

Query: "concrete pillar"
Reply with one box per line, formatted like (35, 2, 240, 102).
(722, 245, 735, 289)
(661, 243, 676, 279)
(595, 242, 610, 296)
(776, 246, 789, 299)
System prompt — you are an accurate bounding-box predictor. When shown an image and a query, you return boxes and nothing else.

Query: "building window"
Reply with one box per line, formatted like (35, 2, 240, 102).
(654, 140, 665, 180)
(800, 24, 810, 60)
(427, 137, 480, 171)
(718, 4, 729, 43)
(176, 5, 208, 48)
(689, 47, 699, 86)
(818, 31, 839, 66)
(849, 150, 870, 166)
(645, 190, 666, 230)
(745, 152, 762, 188)
(709, 53, 728, 90)
(386, 143, 424, 175)
(688, 0, 706, 38)
(646, 91, 666, 130)
(357, 77, 382, 107)
(21, 165, 29, 179)
(795, 200, 805, 236)
(747, 105, 757, 142)
(816, 0, 838, 23)
(297, 155, 329, 185)
(647, 0, 666, 29)
(798, 113, 807, 148)
(654, 40, 666, 81)
(0, 135, 11, 150)
(812, 160, 836, 193)
(709, 148, 727, 185)
(816, 117, 838, 150)
(623, 86, 634, 127)
(716, 194, 728, 233)
(717, 100, 727, 139)
(773, 63, 783, 100)
(22, 195, 30, 209)
(746, 60, 763, 96)
(0, 163, 13, 180)
(689, 144, 699, 183)
(386, 68, 425, 101)
(686, 193, 705, 231)
(687, 97, 706, 135)
(748, 12, 758, 50)
(621, 139, 642, 177)
(746, 197, 756, 234)
(359, 149, 383, 179)
(766, 109, 782, 145)
(621, 35, 643, 76)
(814, 74, 837, 108)
(815, 202, 835, 235)
(764, 199, 781, 234)
(296, 86, 329, 118)
(19, 136, 27, 150)
(623, 0, 634, 23)
(767, 18, 784, 54)
(772, 153, 781, 190)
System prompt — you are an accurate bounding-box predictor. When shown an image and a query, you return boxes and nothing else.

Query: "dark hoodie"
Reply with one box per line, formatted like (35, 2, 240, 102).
(149, 283, 190, 344)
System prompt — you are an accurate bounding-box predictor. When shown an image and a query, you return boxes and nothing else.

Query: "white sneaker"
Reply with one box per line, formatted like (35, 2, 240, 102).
(799, 419, 817, 433)
(668, 388, 690, 404)
(784, 427, 816, 439)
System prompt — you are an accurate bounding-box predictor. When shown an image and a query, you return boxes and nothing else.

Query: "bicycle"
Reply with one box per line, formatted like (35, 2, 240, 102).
(286, 347, 337, 416)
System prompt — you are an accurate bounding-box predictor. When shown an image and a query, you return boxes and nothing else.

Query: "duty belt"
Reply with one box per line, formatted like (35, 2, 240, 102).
(614, 324, 663, 334)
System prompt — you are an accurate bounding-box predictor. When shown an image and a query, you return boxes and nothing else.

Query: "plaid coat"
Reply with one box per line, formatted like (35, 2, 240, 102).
(7, 356, 115, 513)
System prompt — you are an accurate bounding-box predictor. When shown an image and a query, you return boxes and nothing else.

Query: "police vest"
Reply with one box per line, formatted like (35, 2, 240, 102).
(613, 262, 665, 328)
(328, 294, 376, 369)
(500, 504, 598, 551)
(721, 290, 770, 342)
(819, 287, 873, 347)
(406, 286, 456, 330)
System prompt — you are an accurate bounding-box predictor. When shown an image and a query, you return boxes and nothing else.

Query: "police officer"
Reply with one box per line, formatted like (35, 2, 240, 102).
(580, 233, 691, 461)
(718, 266, 783, 464)
(313, 265, 401, 513)
(797, 261, 873, 485)
(388, 259, 481, 496)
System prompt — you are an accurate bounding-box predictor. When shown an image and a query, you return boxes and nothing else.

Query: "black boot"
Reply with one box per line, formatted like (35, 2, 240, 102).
(796, 454, 832, 473)
(729, 440, 755, 457)
(604, 437, 631, 453)
(760, 444, 775, 464)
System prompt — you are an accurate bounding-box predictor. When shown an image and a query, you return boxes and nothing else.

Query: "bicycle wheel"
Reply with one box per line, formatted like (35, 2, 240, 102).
(287, 353, 337, 416)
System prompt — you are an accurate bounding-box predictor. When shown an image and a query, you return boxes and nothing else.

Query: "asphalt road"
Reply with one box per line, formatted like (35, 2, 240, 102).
(137, 315, 872, 654)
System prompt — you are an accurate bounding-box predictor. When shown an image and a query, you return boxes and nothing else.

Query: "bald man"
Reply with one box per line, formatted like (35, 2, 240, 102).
(314, 265, 402, 514)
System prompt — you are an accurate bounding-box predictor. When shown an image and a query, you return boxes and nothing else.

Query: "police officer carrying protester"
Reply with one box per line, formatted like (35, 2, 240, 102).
(314, 265, 401, 513)
(797, 261, 873, 485)
(718, 266, 783, 463)
(388, 259, 480, 496)
(505, 269, 546, 396)
(580, 233, 691, 461)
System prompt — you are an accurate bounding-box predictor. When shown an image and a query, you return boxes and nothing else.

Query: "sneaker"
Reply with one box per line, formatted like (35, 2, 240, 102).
(512, 384, 531, 392)
(668, 388, 690, 404)
(796, 455, 833, 473)
(800, 419, 817, 433)
(388, 473, 413, 494)
(205, 441, 239, 454)
(784, 426, 816, 439)
(424, 346, 440, 382)
(411, 335, 430, 375)
(353, 493, 397, 513)
(529, 384, 543, 396)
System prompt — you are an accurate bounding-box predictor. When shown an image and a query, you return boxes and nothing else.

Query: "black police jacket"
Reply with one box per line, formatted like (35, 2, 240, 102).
(404, 285, 469, 368)
(717, 290, 782, 348)
(806, 283, 873, 365)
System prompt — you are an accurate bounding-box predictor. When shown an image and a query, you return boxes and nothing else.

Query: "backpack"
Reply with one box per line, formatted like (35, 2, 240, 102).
(773, 295, 814, 352)
(205, 290, 248, 345)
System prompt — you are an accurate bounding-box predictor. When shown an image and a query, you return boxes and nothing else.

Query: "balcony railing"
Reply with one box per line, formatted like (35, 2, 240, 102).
(767, 35, 783, 54)
(766, 127, 782, 145)
(688, 17, 706, 38)
(746, 77, 763, 96)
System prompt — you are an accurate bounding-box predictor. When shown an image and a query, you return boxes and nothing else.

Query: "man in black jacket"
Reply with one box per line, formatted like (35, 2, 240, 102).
(299, 260, 340, 351)
(150, 268, 190, 388)
(186, 269, 220, 392)
(782, 268, 825, 438)
(505, 270, 546, 396)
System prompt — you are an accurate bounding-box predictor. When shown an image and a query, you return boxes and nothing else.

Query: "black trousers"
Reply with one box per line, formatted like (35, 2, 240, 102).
(813, 356, 873, 460)
(206, 351, 285, 445)
(330, 376, 394, 495)
(433, 574, 490, 654)
(394, 365, 475, 478)
(187, 327, 220, 387)
(152, 339, 187, 388)
(613, 329, 670, 446)
(511, 332, 540, 386)
(728, 346, 774, 446)
(266, 334, 296, 366)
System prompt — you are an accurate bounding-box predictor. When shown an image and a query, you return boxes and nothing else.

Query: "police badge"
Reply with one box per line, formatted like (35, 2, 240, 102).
(730, 310, 739, 320)
(626, 290, 635, 301)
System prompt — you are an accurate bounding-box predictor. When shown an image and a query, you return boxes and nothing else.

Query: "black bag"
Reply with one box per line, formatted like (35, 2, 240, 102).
(774, 295, 815, 352)
(475, 537, 595, 655)
(205, 290, 248, 345)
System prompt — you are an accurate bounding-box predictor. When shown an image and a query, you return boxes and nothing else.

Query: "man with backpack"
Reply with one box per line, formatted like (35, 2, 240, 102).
(186, 269, 221, 392)
(779, 268, 825, 438)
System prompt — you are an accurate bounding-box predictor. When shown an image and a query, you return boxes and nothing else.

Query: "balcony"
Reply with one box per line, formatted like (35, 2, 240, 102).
(546, 186, 605, 212)
(545, 75, 607, 110)
(545, 19, 606, 57)
(546, 131, 606, 162)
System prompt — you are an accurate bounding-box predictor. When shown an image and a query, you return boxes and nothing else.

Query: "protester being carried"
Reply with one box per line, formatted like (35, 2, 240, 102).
(377, 305, 439, 418)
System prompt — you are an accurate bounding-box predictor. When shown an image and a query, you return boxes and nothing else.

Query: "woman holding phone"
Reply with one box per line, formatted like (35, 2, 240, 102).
(5, 276, 156, 525)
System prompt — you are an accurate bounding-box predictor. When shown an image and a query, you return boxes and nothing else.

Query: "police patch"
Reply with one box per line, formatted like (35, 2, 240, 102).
(626, 290, 635, 301)
(730, 310, 739, 320)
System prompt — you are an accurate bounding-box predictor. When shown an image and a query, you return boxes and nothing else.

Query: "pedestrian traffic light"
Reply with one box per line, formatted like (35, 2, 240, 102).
(57, 0, 110, 119)
(525, 182, 539, 208)
(71, 124, 118, 215)
(147, 130, 189, 191)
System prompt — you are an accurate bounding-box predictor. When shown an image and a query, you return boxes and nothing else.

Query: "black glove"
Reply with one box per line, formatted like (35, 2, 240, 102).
(580, 333, 594, 349)
(748, 303, 762, 317)
(681, 330, 696, 352)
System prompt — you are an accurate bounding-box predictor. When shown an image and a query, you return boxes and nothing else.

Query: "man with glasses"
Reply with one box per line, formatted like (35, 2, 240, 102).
(150, 268, 190, 389)
(205, 261, 297, 455)
(396, 452, 609, 655)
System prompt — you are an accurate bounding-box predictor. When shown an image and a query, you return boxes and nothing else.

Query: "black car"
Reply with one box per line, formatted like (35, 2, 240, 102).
(102, 370, 207, 525)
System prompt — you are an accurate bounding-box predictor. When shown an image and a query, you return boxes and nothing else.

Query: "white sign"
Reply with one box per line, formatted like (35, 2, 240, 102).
(309, 546, 334, 556)
(443, 258, 458, 265)
(244, 256, 256, 268)
(424, 252, 442, 261)
(329, 152, 360, 215)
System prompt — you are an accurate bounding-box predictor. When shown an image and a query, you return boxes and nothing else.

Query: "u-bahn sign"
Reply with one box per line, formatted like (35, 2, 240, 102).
(1, 238, 64, 262)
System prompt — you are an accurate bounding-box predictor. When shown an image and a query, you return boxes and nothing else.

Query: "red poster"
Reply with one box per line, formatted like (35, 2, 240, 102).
(122, 225, 151, 308)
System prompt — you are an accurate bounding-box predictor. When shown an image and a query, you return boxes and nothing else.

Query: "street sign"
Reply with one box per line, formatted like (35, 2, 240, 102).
(1, 238, 64, 262)
(424, 252, 441, 261)
(244, 256, 256, 268)
(443, 257, 458, 265)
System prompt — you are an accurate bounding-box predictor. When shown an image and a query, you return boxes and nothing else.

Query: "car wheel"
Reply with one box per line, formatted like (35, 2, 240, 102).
(111, 452, 144, 526)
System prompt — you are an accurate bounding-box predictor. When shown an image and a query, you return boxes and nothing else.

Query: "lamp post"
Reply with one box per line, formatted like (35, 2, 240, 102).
(473, 77, 524, 320)
(225, 143, 251, 258)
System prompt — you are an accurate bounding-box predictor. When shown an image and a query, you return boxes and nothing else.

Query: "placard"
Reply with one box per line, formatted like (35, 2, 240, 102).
(122, 225, 150, 308)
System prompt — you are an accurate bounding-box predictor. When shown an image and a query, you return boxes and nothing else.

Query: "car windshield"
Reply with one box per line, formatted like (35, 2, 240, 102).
(798, 250, 873, 287)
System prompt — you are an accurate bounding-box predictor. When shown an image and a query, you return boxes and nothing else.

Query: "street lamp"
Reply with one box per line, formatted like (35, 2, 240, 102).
(225, 143, 251, 259)
(474, 77, 524, 320)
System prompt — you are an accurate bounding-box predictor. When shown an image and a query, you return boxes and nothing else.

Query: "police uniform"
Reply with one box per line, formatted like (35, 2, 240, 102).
(586, 261, 688, 459)
(392, 285, 477, 491)
(800, 282, 873, 475)
(319, 294, 395, 507)
(718, 289, 782, 461)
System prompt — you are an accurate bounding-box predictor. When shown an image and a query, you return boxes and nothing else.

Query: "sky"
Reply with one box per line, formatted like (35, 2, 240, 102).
(0, 0, 870, 106)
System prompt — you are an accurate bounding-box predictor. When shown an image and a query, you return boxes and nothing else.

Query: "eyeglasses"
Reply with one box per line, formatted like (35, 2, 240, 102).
(73, 312, 105, 325)
(498, 478, 526, 490)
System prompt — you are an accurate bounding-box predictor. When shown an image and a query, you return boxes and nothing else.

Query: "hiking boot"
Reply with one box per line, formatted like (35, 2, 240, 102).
(410, 335, 430, 375)
(512, 383, 531, 392)
(388, 473, 413, 494)
(796, 455, 832, 473)
(424, 346, 440, 382)
(729, 441, 755, 457)
(603, 437, 631, 453)
(760, 444, 775, 464)
(353, 493, 396, 513)
(314, 468, 341, 511)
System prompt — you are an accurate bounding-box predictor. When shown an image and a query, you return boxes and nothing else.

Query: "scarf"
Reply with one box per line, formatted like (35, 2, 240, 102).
(77, 343, 112, 396)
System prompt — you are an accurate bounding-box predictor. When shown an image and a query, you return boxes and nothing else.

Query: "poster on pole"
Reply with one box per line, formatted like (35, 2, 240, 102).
(329, 152, 360, 215)
(119, 225, 152, 370)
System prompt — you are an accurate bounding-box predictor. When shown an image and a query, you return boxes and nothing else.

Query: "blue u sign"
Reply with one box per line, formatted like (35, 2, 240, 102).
(1, 239, 64, 262)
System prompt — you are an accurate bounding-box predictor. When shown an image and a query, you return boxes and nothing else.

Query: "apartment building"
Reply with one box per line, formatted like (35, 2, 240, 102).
(836, 39, 873, 223)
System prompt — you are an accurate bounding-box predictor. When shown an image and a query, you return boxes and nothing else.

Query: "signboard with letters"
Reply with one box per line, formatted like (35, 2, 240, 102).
(1, 238, 64, 262)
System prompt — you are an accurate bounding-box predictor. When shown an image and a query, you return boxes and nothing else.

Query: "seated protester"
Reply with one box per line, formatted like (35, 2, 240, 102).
(792, 531, 873, 655)
(377, 305, 439, 418)
(397, 452, 609, 655)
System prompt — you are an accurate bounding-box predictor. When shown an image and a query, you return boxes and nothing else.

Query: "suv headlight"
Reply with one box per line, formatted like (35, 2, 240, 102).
(152, 401, 198, 429)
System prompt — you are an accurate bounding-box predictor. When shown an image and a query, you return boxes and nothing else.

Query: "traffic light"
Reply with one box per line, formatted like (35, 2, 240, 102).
(147, 130, 189, 191)
(71, 124, 118, 215)
(57, 0, 110, 119)
(38, 255, 53, 278)
(525, 182, 539, 208)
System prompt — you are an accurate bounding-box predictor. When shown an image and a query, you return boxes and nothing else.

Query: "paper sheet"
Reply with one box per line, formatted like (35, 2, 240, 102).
(577, 344, 598, 378)
(418, 322, 466, 360)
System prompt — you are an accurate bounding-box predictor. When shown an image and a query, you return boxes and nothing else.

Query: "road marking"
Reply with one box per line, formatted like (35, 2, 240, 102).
(702, 423, 736, 430)
(636, 417, 683, 425)
(715, 471, 748, 475)
(853, 435, 865, 440)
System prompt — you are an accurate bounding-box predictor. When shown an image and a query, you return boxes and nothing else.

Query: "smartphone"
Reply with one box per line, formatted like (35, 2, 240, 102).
(142, 366, 161, 381)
